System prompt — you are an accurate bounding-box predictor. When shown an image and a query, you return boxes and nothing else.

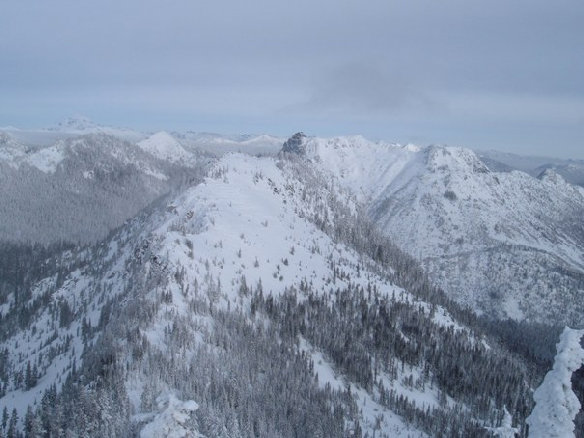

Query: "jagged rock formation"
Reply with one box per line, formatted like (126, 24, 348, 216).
(281, 132, 307, 155)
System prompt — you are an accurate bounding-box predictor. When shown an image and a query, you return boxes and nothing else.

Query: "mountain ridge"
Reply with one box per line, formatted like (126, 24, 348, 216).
(291, 134, 584, 324)
(0, 151, 536, 436)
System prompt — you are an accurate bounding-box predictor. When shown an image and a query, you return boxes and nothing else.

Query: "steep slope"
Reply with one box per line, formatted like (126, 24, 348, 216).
(296, 135, 584, 324)
(0, 133, 209, 244)
(0, 153, 533, 437)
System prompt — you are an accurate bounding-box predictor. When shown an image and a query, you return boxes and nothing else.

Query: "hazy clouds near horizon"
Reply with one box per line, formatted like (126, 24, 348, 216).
(1, 0, 583, 158)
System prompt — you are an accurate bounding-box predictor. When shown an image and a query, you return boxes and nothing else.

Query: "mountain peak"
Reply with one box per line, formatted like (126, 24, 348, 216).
(137, 131, 190, 163)
(281, 132, 307, 155)
(426, 145, 490, 174)
(537, 167, 566, 185)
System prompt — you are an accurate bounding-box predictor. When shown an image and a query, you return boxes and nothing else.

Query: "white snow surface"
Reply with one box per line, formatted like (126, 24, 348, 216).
(526, 327, 584, 438)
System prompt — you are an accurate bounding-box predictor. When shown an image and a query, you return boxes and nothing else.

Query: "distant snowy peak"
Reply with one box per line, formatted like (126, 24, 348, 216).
(41, 116, 146, 142)
(51, 115, 98, 132)
(137, 131, 191, 163)
(177, 131, 284, 156)
(478, 149, 584, 187)
(425, 145, 490, 174)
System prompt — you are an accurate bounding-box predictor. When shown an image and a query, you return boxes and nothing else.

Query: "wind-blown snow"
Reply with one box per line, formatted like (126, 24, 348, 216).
(526, 327, 584, 438)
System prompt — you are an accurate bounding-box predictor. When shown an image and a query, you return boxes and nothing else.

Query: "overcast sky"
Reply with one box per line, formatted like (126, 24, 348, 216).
(1, 0, 583, 158)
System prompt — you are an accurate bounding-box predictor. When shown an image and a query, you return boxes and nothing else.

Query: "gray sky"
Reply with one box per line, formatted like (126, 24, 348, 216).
(1, 0, 583, 158)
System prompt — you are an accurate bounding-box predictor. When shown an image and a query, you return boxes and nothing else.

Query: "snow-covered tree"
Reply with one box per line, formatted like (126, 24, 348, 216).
(140, 393, 202, 438)
(527, 327, 584, 437)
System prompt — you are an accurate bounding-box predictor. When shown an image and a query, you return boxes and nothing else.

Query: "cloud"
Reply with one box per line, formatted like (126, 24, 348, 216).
(0, 0, 583, 157)
(303, 62, 438, 115)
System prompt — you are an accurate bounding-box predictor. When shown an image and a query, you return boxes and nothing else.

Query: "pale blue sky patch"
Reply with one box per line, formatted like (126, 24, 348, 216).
(1, 0, 582, 158)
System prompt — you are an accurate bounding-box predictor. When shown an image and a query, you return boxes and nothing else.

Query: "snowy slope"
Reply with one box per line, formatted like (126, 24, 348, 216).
(126, 154, 433, 436)
(297, 135, 584, 324)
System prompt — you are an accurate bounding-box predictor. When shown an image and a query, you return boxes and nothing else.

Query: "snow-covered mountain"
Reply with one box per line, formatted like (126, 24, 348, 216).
(2, 125, 583, 436)
(0, 125, 283, 244)
(289, 134, 584, 325)
(0, 131, 208, 244)
(0, 152, 535, 436)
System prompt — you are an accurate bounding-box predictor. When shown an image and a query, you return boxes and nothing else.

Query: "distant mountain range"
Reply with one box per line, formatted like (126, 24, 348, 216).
(478, 149, 584, 187)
